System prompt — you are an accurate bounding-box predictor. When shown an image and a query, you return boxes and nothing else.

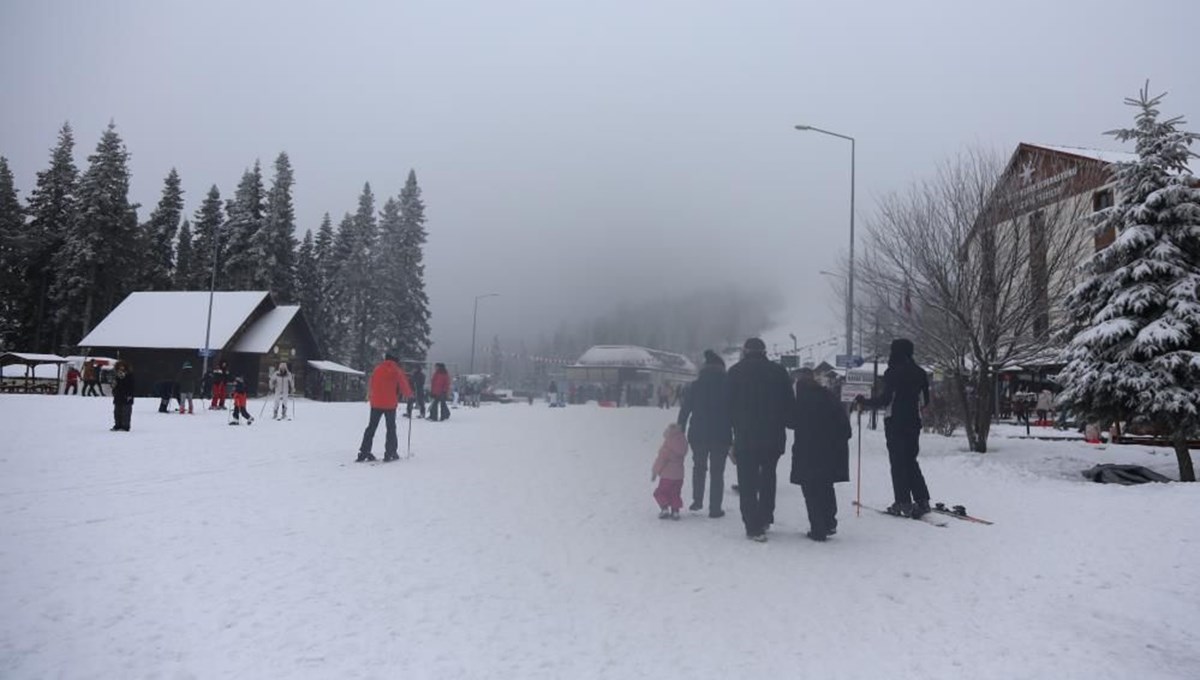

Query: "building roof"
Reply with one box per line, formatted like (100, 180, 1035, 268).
(307, 360, 364, 376)
(1027, 143, 1198, 177)
(79, 291, 270, 350)
(230, 306, 301, 353)
(0, 352, 69, 366)
(573, 345, 697, 375)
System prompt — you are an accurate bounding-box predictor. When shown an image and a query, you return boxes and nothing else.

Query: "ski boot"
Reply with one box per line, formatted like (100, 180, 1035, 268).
(911, 500, 931, 519)
(658, 508, 670, 520)
(689, 501, 703, 512)
(356, 453, 377, 463)
(885, 501, 914, 518)
(670, 508, 680, 521)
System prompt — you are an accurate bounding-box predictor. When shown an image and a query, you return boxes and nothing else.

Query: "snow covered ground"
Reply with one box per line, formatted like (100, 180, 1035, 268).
(1, 395, 1196, 679)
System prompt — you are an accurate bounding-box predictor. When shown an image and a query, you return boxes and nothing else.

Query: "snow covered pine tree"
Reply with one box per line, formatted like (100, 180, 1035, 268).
(1058, 84, 1200, 482)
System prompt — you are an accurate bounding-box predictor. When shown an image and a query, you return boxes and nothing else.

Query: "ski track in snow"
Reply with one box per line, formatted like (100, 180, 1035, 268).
(0, 396, 1196, 679)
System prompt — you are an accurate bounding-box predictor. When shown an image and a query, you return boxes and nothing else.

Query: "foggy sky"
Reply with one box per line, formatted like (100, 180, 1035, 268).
(2, 0, 1197, 363)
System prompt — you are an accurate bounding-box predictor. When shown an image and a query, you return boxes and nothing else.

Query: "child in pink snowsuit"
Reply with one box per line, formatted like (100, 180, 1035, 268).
(652, 423, 688, 519)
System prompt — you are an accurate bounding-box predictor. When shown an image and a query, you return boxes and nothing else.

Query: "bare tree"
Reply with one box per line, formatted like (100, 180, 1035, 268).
(857, 147, 1107, 452)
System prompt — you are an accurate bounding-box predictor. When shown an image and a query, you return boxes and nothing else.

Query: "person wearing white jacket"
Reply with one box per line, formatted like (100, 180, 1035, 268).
(269, 362, 295, 420)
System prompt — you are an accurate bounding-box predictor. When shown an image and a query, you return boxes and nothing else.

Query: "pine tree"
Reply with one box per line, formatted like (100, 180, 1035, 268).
(1058, 84, 1200, 482)
(223, 161, 264, 290)
(22, 123, 78, 351)
(397, 170, 431, 358)
(372, 196, 407, 356)
(253, 152, 297, 300)
(190, 185, 225, 291)
(325, 212, 358, 362)
(343, 183, 378, 368)
(295, 228, 319, 326)
(311, 212, 336, 355)
(0, 157, 26, 349)
(174, 219, 195, 290)
(50, 121, 138, 342)
(139, 168, 184, 291)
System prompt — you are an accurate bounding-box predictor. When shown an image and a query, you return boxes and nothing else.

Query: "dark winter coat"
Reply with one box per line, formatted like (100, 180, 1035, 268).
(726, 353, 794, 457)
(677, 364, 732, 447)
(177, 366, 196, 393)
(410, 367, 426, 398)
(864, 361, 929, 426)
(111, 369, 135, 404)
(790, 381, 851, 485)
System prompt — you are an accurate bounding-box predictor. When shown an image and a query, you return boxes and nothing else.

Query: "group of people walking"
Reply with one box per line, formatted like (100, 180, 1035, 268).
(64, 359, 107, 396)
(664, 336, 933, 543)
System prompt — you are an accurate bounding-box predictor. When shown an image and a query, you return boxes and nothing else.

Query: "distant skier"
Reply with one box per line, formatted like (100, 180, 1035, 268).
(177, 361, 196, 414)
(357, 352, 414, 462)
(726, 337, 793, 542)
(856, 338, 932, 518)
(789, 367, 851, 541)
(110, 360, 135, 432)
(210, 359, 229, 410)
(677, 349, 732, 518)
(269, 362, 294, 420)
(429, 363, 451, 422)
(1036, 388, 1054, 427)
(230, 376, 254, 425)
(83, 360, 101, 397)
(406, 363, 427, 419)
(651, 423, 688, 520)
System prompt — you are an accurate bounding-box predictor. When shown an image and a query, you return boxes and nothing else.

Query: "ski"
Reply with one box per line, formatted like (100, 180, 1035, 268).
(932, 502, 993, 525)
(852, 501, 948, 527)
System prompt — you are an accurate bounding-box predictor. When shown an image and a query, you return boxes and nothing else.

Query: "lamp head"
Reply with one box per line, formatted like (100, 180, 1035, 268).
(794, 125, 812, 131)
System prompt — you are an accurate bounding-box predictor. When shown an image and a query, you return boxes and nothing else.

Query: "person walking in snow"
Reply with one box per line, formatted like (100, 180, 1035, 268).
(110, 360, 135, 432)
(65, 364, 80, 395)
(230, 375, 254, 425)
(358, 353, 414, 462)
(83, 360, 101, 396)
(856, 338, 932, 519)
(677, 350, 732, 518)
(1036, 388, 1054, 427)
(428, 363, 451, 422)
(789, 368, 851, 541)
(406, 363, 427, 419)
(269, 362, 294, 420)
(177, 361, 196, 414)
(726, 337, 793, 542)
(651, 423, 688, 520)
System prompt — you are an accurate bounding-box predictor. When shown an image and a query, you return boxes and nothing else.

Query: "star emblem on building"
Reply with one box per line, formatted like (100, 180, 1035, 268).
(1019, 160, 1036, 185)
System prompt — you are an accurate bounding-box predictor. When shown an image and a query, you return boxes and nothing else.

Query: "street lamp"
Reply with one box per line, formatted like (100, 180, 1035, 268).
(796, 124, 856, 359)
(200, 219, 228, 381)
(469, 293, 500, 374)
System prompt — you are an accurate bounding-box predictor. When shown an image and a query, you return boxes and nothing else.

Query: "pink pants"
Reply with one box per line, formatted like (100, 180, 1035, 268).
(654, 478, 684, 510)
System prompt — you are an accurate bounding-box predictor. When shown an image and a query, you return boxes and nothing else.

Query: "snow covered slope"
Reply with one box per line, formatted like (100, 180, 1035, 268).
(0, 396, 1195, 679)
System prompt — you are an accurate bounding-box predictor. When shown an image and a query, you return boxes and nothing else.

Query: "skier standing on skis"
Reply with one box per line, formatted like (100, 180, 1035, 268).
(269, 362, 294, 420)
(789, 367, 851, 541)
(726, 337, 794, 542)
(677, 349, 732, 518)
(357, 353, 414, 462)
(210, 359, 229, 410)
(856, 338, 932, 518)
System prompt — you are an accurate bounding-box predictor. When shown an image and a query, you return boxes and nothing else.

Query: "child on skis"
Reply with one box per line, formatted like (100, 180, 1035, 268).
(230, 376, 254, 425)
(652, 423, 688, 519)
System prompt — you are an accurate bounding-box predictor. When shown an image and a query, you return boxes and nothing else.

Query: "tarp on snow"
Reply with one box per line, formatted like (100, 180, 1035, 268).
(1081, 464, 1171, 485)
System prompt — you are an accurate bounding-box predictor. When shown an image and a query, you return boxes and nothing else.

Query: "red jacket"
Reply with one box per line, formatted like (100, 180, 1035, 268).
(368, 360, 413, 409)
(430, 370, 451, 398)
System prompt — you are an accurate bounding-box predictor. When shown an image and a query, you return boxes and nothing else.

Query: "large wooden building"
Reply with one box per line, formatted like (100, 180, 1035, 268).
(77, 291, 358, 398)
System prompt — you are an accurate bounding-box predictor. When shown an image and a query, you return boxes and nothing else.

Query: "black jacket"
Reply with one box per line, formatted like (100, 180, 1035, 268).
(112, 370, 135, 404)
(790, 381, 851, 484)
(864, 360, 929, 426)
(726, 353, 793, 457)
(410, 368, 426, 397)
(677, 364, 732, 447)
(177, 367, 196, 393)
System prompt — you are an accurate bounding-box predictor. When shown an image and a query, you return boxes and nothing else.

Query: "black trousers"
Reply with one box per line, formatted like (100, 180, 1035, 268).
(885, 418, 929, 504)
(428, 397, 450, 421)
(360, 408, 398, 456)
(800, 482, 838, 536)
(690, 441, 728, 512)
(406, 393, 427, 418)
(735, 452, 779, 536)
(65, 382, 78, 395)
(113, 402, 132, 430)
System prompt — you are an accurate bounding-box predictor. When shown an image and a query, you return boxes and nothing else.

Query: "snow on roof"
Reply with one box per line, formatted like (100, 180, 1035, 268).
(1029, 143, 1198, 176)
(0, 352, 68, 365)
(79, 291, 270, 350)
(573, 345, 697, 374)
(307, 360, 364, 376)
(230, 306, 301, 354)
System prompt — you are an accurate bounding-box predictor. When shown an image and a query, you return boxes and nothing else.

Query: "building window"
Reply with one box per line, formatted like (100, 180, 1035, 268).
(1092, 189, 1114, 212)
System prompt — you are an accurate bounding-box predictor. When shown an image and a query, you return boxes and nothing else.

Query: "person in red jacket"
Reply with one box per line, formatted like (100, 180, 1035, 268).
(428, 363, 452, 422)
(357, 353, 414, 462)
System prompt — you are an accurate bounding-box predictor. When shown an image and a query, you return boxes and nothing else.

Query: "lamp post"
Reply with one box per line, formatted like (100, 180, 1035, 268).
(469, 293, 499, 374)
(796, 124, 856, 359)
(818, 268, 852, 356)
(200, 219, 228, 381)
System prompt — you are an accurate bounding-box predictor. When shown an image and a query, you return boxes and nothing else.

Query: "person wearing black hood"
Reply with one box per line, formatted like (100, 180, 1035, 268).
(790, 368, 851, 541)
(110, 360, 135, 432)
(856, 338, 932, 518)
(406, 363, 427, 419)
(677, 350, 733, 518)
(726, 338, 794, 542)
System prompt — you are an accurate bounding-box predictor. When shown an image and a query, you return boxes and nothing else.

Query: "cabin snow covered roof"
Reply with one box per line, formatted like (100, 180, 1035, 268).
(230, 306, 301, 353)
(79, 291, 271, 350)
(573, 345, 697, 374)
(1027, 143, 1198, 176)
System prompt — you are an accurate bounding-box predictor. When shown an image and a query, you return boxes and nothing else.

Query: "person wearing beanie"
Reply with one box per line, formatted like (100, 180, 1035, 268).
(677, 348, 733, 517)
(726, 337, 794, 542)
(856, 338, 932, 518)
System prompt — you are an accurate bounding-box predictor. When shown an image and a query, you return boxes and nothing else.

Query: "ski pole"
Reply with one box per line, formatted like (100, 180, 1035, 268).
(257, 398, 269, 420)
(406, 406, 414, 459)
(856, 404, 863, 517)
(290, 396, 295, 421)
